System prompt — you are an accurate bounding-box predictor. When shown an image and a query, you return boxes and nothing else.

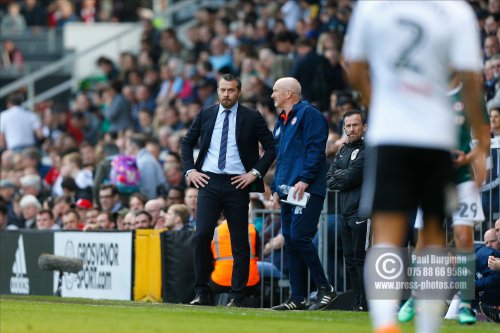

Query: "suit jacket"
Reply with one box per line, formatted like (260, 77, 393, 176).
(181, 103, 275, 193)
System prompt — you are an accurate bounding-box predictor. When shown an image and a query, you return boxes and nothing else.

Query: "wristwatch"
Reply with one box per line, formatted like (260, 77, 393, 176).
(251, 168, 261, 178)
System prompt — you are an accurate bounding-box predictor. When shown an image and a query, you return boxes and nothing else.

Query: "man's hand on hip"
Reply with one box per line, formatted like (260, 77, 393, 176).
(231, 172, 257, 189)
(187, 171, 210, 188)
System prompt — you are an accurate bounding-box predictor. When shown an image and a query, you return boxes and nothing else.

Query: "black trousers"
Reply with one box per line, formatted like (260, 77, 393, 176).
(193, 172, 250, 300)
(209, 279, 259, 296)
(341, 216, 368, 306)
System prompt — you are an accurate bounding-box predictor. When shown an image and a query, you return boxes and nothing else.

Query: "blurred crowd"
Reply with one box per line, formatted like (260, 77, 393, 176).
(0, 0, 162, 73)
(0, 0, 142, 31)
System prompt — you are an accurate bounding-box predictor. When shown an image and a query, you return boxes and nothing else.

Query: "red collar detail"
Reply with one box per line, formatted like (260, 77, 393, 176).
(279, 111, 288, 124)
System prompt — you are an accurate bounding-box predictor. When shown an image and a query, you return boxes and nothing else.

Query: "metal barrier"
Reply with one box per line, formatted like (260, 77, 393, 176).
(252, 209, 285, 307)
(481, 140, 500, 232)
(251, 190, 347, 307)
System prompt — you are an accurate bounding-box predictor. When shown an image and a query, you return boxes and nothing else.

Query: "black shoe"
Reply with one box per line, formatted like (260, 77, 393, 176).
(227, 298, 243, 307)
(189, 293, 211, 306)
(479, 302, 500, 323)
(271, 298, 307, 311)
(308, 285, 337, 310)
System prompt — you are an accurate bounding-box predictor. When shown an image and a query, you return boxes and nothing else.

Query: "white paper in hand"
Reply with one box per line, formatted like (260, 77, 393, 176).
(280, 187, 310, 208)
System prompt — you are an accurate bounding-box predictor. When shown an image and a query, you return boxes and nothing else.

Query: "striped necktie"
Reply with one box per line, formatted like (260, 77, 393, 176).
(218, 109, 231, 170)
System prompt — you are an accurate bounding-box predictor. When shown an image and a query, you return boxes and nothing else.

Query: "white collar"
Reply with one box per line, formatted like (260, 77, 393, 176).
(218, 102, 238, 115)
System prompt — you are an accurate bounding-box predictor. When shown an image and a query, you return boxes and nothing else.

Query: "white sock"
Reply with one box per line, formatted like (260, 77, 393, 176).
(368, 299, 399, 330)
(366, 243, 400, 330)
(416, 300, 444, 333)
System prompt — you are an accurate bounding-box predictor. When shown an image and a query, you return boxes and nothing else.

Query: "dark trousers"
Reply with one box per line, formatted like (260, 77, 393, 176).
(282, 194, 330, 301)
(193, 172, 250, 300)
(209, 279, 259, 296)
(341, 216, 368, 306)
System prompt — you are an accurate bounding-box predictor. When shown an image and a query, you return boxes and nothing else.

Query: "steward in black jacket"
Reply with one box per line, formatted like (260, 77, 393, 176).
(326, 110, 368, 311)
(327, 138, 365, 220)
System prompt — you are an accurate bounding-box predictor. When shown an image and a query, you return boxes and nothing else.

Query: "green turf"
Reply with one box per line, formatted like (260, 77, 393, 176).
(1, 295, 499, 333)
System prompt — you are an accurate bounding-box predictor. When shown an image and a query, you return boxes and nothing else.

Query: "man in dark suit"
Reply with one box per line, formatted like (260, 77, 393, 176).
(181, 74, 275, 307)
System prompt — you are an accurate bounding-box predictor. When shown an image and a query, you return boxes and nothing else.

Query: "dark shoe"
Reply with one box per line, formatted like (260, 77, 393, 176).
(271, 298, 307, 311)
(189, 293, 211, 306)
(309, 285, 337, 310)
(479, 302, 500, 323)
(227, 298, 243, 307)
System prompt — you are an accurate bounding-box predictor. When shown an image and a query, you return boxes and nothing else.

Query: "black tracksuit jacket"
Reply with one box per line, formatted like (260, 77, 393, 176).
(326, 139, 366, 220)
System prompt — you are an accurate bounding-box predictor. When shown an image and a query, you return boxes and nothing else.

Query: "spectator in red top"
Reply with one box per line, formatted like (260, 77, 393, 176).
(74, 198, 92, 226)
(44, 151, 61, 188)
(79, 0, 97, 24)
(0, 39, 25, 74)
(67, 112, 85, 144)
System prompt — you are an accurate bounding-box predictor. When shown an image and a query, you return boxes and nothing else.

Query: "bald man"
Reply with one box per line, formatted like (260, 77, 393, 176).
(145, 199, 162, 228)
(270, 77, 336, 311)
(488, 220, 500, 271)
(484, 228, 500, 250)
(475, 229, 500, 309)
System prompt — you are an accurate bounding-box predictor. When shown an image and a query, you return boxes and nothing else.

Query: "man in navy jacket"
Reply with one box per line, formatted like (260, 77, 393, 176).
(270, 77, 336, 311)
(476, 228, 500, 306)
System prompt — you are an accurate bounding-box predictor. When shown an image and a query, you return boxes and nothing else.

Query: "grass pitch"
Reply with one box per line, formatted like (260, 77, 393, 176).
(1, 295, 499, 333)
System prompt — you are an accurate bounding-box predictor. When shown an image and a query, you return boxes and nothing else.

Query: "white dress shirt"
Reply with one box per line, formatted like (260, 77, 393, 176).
(201, 103, 246, 174)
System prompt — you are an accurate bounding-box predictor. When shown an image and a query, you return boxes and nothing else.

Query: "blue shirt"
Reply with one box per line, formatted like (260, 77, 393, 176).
(201, 103, 246, 174)
(137, 148, 166, 199)
(157, 77, 184, 99)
